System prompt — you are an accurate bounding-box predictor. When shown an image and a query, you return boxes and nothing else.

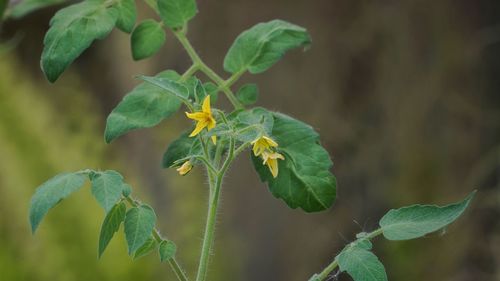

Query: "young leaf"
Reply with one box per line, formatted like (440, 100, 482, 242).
(90, 170, 125, 213)
(251, 112, 336, 212)
(105, 70, 182, 143)
(157, 0, 197, 29)
(29, 171, 88, 233)
(159, 240, 177, 262)
(8, 0, 64, 19)
(122, 183, 132, 197)
(124, 205, 157, 255)
(338, 244, 388, 281)
(115, 0, 137, 33)
(133, 237, 157, 259)
(236, 83, 259, 105)
(98, 202, 127, 257)
(131, 19, 166, 60)
(223, 20, 311, 74)
(379, 191, 476, 241)
(41, 0, 119, 82)
(162, 131, 202, 168)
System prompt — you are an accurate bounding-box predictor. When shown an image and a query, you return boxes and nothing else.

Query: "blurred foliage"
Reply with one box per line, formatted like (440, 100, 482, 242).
(0, 55, 159, 280)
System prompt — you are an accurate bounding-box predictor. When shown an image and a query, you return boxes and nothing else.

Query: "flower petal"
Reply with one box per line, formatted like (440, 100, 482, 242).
(186, 111, 207, 121)
(202, 95, 211, 114)
(262, 136, 278, 147)
(207, 117, 216, 130)
(189, 120, 207, 137)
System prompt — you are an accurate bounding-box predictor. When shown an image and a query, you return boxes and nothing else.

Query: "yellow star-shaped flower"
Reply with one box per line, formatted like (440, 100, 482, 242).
(185, 95, 216, 143)
(176, 161, 193, 176)
(261, 151, 285, 178)
(251, 136, 278, 156)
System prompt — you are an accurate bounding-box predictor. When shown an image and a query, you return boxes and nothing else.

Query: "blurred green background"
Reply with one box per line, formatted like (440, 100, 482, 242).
(1, 0, 499, 280)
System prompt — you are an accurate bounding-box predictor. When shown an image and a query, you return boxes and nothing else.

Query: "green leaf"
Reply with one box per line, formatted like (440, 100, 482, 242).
(133, 237, 157, 259)
(41, 0, 119, 82)
(203, 82, 219, 104)
(162, 131, 202, 168)
(223, 20, 311, 74)
(124, 204, 157, 255)
(104, 70, 182, 143)
(98, 202, 126, 257)
(251, 112, 336, 212)
(379, 191, 475, 240)
(338, 244, 388, 281)
(157, 0, 197, 29)
(90, 170, 125, 213)
(8, 0, 64, 19)
(159, 240, 177, 262)
(115, 0, 137, 33)
(138, 75, 190, 100)
(131, 19, 166, 60)
(233, 107, 273, 142)
(29, 171, 88, 233)
(236, 83, 259, 105)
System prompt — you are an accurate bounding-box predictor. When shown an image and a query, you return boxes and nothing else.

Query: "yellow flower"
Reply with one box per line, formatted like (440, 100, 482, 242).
(262, 151, 285, 178)
(251, 136, 278, 156)
(176, 161, 193, 176)
(185, 95, 216, 141)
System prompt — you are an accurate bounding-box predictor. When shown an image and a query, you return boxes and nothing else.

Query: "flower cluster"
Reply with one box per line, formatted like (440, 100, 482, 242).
(251, 136, 284, 178)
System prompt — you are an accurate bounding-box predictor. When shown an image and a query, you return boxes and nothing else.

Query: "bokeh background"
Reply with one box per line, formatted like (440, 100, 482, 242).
(1, 0, 499, 280)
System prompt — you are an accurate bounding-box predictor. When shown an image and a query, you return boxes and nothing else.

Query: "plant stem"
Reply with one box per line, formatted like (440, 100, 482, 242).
(195, 138, 235, 281)
(125, 197, 189, 281)
(181, 64, 200, 81)
(310, 228, 384, 281)
(174, 31, 244, 110)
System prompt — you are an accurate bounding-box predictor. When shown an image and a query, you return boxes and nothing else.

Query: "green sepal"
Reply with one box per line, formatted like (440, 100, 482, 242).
(379, 191, 476, 240)
(223, 19, 311, 74)
(41, 0, 119, 82)
(105, 70, 182, 143)
(29, 171, 89, 233)
(98, 201, 127, 257)
(131, 19, 166, 60)
(251, 112, 336, 212)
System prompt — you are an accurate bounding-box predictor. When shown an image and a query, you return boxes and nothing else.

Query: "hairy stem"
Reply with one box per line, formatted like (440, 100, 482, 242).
(311, 228, 384, 281)
(125, 197, 189, 281)
(174, 31, 244, 109)
(195, 138, 235, 281)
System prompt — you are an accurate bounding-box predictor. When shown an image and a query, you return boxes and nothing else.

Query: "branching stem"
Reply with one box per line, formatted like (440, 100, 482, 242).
(174, 31, 244, 110)
(311, 228, 384, 281)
